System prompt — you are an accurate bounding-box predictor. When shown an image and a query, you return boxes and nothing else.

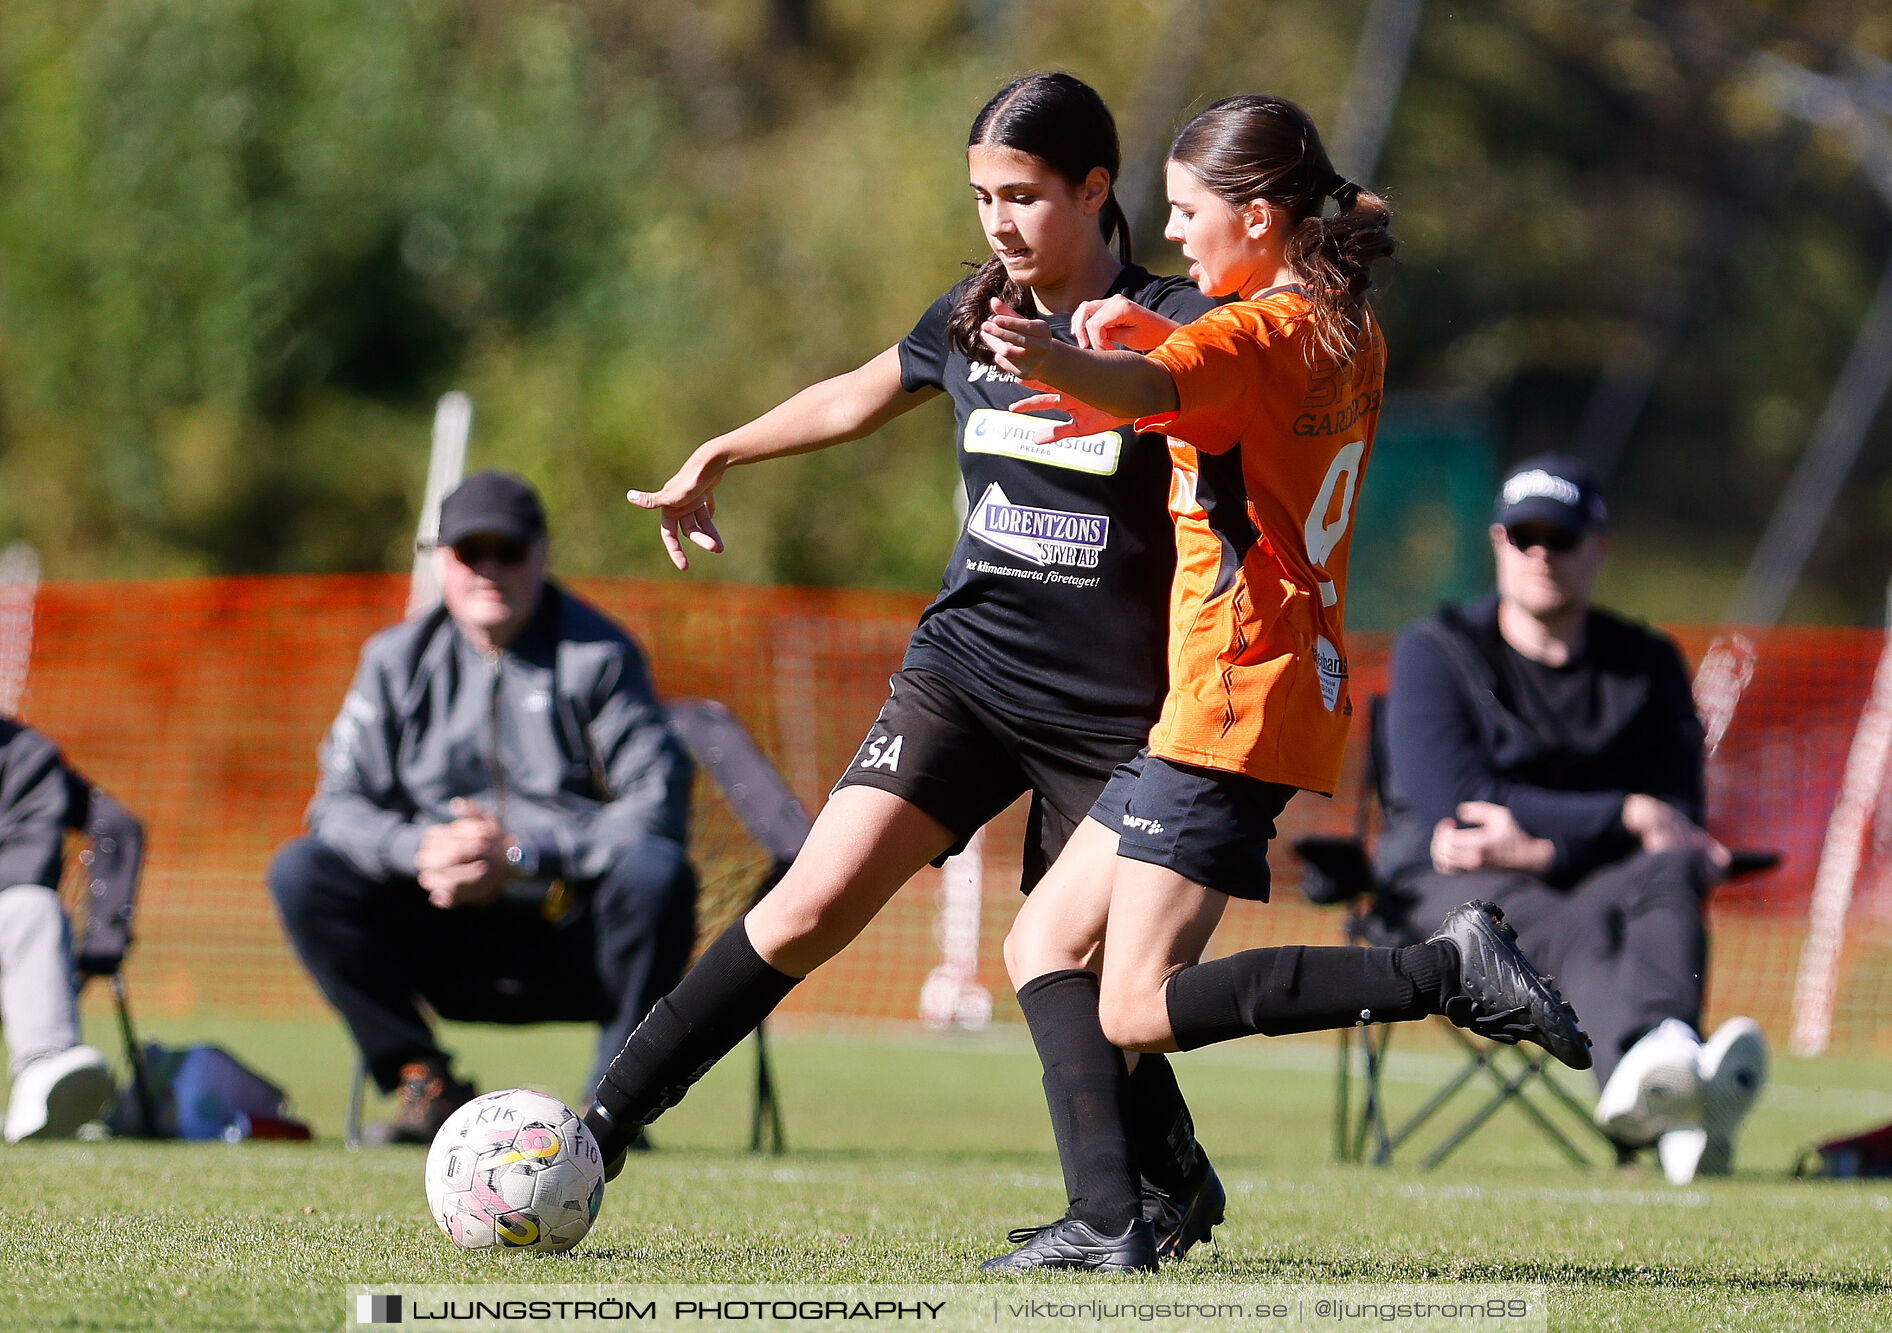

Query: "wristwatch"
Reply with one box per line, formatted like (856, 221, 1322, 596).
(504, 839, 540, 879)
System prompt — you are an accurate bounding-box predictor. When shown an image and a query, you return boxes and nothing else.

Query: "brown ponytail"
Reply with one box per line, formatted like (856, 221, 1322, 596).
(946, 73, 1133, 361)
(1168, 95, 1397, 365)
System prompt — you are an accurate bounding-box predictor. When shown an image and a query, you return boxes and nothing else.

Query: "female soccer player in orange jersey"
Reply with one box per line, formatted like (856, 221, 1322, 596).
(585, 74, 1229, 1260)
(976, 94, 1592, 1270)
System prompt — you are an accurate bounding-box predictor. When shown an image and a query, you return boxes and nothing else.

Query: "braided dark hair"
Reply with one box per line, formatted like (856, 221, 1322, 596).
(947, 72, 1132, 360)
(1168, 94, 1396, 365)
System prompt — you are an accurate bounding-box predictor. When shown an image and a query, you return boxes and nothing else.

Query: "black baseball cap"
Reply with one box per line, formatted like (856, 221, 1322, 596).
(437, 470, 547, 547)
(1493, 454, 1607, 533)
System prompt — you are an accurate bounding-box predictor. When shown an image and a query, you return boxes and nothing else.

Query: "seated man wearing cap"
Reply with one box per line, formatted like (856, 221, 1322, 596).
(269, 470, 696, 1143)
(1376, 455, 1767, 1184)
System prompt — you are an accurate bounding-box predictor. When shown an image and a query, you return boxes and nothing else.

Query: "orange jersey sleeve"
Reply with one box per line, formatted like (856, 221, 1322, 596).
(1133, 303, 1277, 456)
(1137, 287, 1386, 793)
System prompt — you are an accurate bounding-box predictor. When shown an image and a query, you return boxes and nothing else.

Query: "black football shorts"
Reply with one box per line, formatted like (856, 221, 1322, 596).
(1090, 752, 1297, 901)
(832, 668, 1140, 893)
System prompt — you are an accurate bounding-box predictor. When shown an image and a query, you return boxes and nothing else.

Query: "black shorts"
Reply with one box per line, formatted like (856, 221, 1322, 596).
(832, 668, 1142, 893)
(1090, 753, 1297, 901)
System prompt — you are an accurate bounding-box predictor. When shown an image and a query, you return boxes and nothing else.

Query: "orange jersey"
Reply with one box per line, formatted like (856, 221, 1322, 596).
(1135, 286, 1385, 793)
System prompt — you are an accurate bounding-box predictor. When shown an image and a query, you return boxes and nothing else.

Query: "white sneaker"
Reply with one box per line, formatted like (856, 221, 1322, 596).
(1594, 1018, 1703, 1147)
(1691, 1017, 1769, 1180)
(1656, 1126, 1709, 1185)
(5, 1045, 114, 1143)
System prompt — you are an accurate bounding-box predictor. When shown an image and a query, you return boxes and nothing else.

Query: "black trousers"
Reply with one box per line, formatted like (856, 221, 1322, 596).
(269, 836, 697, 1094)
(1387, 849, 1709, 1089)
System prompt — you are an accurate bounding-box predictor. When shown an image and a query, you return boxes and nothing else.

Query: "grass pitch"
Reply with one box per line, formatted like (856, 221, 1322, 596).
(3, 1014, 1890, 1330)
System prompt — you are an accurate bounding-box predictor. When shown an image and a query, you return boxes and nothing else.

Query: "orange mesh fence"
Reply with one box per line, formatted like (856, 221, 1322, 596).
(11, 575, 1891, 1053)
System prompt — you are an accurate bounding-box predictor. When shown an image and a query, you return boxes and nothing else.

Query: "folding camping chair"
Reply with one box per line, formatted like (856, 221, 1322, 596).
(1291, 697, 1614, 1171)
(63, 772, 158, 1136)
(663, 696, 810, 1154)
(343, 696, 811, 1153)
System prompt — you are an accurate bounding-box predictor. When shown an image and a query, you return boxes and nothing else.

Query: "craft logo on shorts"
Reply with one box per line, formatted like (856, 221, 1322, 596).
(966, 483, 1108, 569)
(1314, 634, 1347, 712)
(1122, 813, 1165, 837)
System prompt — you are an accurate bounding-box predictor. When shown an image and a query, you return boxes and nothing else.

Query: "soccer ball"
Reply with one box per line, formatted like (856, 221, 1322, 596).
(424, 1089, 605, 1252)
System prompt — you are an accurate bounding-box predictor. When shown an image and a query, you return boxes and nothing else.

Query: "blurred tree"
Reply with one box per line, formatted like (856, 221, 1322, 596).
(0, 0, 1886, 627)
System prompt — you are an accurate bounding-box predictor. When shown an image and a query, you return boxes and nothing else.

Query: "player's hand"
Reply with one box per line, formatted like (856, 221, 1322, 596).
(979, 297, 1057, 380)
(1622, 794, 1731, 880)
(627, 448, 728, 571)
(1430, 802, 1554, 875)
(1009, 387, 1127, 444)
(1071, 295, 1178, 352)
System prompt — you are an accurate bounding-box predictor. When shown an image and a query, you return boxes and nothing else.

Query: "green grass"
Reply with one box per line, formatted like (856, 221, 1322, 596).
(4, 1015, 1891, 1330)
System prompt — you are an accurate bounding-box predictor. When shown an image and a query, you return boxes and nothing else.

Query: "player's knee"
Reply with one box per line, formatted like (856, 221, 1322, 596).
(1097, 983, 1170, 1052)
(745, 884, 855, 971)
(1001, 920, 1060, 986)
(1000, 925, 1029, 987)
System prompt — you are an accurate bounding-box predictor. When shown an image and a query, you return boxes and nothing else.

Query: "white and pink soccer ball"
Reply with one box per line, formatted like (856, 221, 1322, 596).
(424, 1089, 605, 1252)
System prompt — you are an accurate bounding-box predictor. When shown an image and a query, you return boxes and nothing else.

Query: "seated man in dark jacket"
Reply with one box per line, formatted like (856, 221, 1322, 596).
(1379, 455, 1765, 1184)
(269, 471, 696, 1143)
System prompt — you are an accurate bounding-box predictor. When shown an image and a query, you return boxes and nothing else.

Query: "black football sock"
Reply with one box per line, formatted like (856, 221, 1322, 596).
(1404, 939, 1460, 1012)
(586, 919, 798, 1154)
(1016, 969, 1140, 1235)
(1165, 943, 1456, 1051)
(1124, 1053, 1206, 1196)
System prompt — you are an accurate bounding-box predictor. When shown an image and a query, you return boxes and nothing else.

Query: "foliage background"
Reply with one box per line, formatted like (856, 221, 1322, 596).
(2, 0, 1890, 625)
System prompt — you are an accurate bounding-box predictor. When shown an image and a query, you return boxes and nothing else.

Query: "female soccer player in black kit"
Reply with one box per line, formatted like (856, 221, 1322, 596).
(586, 73, 1226, 1258)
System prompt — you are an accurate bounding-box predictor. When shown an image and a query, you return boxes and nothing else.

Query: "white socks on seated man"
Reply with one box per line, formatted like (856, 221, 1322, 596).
(1593, 1015, 1770, 1184)
(0, 884, 114, 1142)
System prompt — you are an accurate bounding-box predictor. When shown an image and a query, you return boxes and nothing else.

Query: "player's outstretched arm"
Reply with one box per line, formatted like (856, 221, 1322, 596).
(1071, 294, 1179, 352)
(628, 345, 935, 569)
(1009, 296, 1184, 444)
(979, 299, 1178, 422)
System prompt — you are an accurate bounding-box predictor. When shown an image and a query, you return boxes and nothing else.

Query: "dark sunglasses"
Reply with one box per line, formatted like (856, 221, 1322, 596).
(439, 536, 531, 567)
(1505, 523, 1583, 554)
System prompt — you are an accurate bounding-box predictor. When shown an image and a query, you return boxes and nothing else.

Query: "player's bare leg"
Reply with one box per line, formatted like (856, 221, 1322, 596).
(586, 787, 951, 1171)
(1003, 816, 1119, 981)
(987, 822, 1217, 1272)
(747, 786, 955, 976)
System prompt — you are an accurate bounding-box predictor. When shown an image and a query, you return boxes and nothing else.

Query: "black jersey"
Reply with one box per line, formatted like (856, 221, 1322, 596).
(897, 264, 1212, 739)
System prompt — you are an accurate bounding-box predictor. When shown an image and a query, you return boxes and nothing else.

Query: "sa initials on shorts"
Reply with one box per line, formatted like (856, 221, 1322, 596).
(858, 734, 903, 773)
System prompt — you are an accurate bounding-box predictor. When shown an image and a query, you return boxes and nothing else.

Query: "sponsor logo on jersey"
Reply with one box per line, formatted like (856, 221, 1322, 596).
(1122, 813, 1165, 836)
(1314, 634, 1347, 712)
(967, 362, 1020, 385)
(963, 407, 1123, 476)
(966, 483, 1108, 569)
(858, 733, 903, 772)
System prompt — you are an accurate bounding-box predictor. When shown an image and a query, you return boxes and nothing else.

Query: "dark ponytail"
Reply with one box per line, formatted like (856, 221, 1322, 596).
(1168, 94, 1396, 365)
(947, 72, 1132, 360)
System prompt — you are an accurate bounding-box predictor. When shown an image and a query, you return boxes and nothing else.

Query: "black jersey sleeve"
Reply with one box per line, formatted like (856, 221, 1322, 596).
(898, 290, 957, 394)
